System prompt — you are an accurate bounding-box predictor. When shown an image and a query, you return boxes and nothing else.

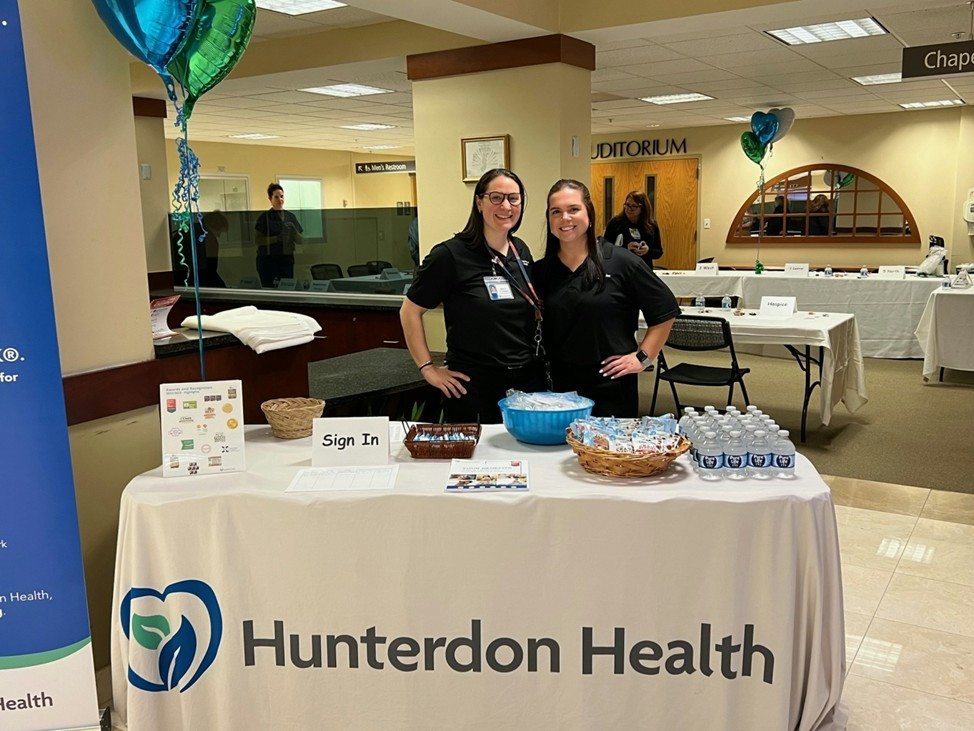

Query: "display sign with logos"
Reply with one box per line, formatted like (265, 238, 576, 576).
(160, 380, 246, 477)
(902, 40, 974, 79)
(354, 161, 416, 174)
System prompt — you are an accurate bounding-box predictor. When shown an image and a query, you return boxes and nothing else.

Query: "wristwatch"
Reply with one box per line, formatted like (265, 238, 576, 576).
(636, 349, 653, 370)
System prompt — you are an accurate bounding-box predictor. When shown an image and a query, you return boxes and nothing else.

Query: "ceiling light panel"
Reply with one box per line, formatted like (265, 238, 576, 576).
(898, 99, 964, 108)
(300, 84, 393, 97)
(256, 1, 346, 15)
(851, 73, 901, 86)
(340, 123, 397, 130)
(767, 18, 887, 46)
(639, 93, 714, 105)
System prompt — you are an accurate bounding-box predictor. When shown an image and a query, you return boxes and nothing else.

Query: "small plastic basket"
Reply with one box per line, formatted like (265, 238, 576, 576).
(498, 393, 595, 445)
(260, 397, 325, 439)
(566, 430, 690, 478)
(403, 423, 481, 459)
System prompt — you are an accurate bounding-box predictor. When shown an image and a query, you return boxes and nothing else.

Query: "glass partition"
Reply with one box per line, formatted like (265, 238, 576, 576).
(170, 207, 418, 295)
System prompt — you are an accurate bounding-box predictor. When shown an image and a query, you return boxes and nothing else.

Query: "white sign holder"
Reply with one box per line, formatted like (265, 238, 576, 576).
(877, 265, 907, 280)
(758, 296, 798, 318)
(783, 263, 810, 278)
(312, 417, 390, 467)
(695, 262, 719, 275)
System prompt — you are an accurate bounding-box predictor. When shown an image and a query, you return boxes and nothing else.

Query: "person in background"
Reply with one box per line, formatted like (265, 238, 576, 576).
(399, 168, 545, 424)
(807, 194, 831, 236)
(254, 183, 303, 287)
(765, 194, 785, 236)
(602, 190, 663, 270)
(534, 179, 679, 417)
(407, 215, 420, 268)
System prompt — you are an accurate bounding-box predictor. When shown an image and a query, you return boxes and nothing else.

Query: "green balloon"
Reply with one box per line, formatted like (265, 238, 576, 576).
(168, 0, 256, 119)
(740, 131, 767, 164)
(837, 172, 855, 188)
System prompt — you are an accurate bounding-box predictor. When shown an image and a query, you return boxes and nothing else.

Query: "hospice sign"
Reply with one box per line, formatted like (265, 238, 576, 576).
(0, 2, 100, 730)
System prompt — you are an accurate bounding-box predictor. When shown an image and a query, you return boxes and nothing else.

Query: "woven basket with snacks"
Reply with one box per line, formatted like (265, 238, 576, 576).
(566, 430, 690, 478)
(403, 423, 481, 459)
(260, 397, 325, 439)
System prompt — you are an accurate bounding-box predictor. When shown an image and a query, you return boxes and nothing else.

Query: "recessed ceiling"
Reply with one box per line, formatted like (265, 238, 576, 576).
(145, 0, 974, 151)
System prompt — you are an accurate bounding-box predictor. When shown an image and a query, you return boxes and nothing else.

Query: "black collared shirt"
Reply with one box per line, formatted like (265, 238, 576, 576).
(407, 235, 537, 368)
(533, 240, 679, 367)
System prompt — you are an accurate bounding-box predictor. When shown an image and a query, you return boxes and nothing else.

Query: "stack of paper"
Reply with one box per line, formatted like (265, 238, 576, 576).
(181, 306, 320, 353)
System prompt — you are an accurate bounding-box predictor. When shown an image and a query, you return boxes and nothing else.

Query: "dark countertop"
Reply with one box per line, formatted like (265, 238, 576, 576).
(308, 348, 442, 407)
(154, 328, 239, 358)
(151, 287, 405, 311)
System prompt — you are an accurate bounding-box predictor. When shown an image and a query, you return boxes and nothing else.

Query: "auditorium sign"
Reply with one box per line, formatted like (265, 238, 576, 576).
(354, 161, 416, 174)
(591, 137, 687, 160)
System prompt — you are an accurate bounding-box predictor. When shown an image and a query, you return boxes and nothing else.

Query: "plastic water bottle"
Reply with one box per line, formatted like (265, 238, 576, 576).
(678, 408, 696, 438)
(721, 294, 733, 309)
(859, 265, 869, 278)
(694, 294, 706, 308)
(824, 265, 833, 277)
(943, 276, 952, 290)
(772, 430, 797, 479)
(697, 431, 723, 480)
(748, 429, 772, 479)
(722, 430, 748, 480)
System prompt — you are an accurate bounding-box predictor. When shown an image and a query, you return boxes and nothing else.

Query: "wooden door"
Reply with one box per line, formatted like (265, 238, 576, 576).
(591, 158, 698, 271)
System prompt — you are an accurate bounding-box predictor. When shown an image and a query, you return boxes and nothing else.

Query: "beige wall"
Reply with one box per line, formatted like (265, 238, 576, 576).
(593, 108, 969, 269)
(164, 141, 414, 210)
(135, 116, 174, 272)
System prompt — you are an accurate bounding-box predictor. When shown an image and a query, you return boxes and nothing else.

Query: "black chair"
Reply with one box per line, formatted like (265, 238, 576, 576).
(310, 263, 344, 280)
(365, 259, 393, 274)
(347, 264, 371, 277)
(650, 315, 751, 414)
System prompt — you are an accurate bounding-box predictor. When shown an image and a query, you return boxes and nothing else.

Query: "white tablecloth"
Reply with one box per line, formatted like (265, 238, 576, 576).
(914, 287, 974, 378)
(657, 271, 942, 358)
(112, 426, 846, 731)
(642, 309, 868, 426)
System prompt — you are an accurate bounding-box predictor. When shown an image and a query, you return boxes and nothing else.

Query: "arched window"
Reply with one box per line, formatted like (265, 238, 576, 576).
(726, 164, 920, 244)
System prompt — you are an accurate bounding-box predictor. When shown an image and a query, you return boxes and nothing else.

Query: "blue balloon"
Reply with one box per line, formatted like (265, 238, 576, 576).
(90, 0, 200, 79)
(750, 111, 779, 147)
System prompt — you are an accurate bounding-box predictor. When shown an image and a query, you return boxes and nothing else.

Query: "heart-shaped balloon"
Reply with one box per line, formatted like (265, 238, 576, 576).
(750, 111, 779, 146)
(824, 170, 856, 189)
(90, 0, 200, 78)
(767, 107, 795, 144)
(168, 0, 256, 119)
(740, 131, 767, 164)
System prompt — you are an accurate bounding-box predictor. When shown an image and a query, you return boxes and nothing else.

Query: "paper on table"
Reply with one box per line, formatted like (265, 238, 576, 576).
(285, 465, 399, 493)
(446, 459, 529, 492)
(150, 295, 180, 340)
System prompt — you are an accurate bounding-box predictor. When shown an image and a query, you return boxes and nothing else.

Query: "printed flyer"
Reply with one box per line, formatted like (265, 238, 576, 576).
(161, 380, 246, 477)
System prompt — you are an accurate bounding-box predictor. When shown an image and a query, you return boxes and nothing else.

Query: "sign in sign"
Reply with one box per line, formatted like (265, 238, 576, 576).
(903, 40, 974, 79)
(591, 138, 687, 160)
(0, 1, 100, 728)
(312, 417, 390, 466)
(354, 161, 416, 174)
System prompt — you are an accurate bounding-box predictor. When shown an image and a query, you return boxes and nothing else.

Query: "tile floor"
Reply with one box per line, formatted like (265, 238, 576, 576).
(825, 475, 974, 729)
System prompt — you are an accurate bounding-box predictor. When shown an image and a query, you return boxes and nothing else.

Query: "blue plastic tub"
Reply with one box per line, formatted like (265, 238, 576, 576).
(498, 393, 595, 445)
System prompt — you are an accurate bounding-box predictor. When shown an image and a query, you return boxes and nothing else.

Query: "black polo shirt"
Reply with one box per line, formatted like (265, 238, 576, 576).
(407, 235, 537, 369)
(533, 240, 679, 367)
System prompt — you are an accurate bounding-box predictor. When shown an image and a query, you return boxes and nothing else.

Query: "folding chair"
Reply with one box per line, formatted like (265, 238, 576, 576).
(310, 263, 344, 279)
(650, 315, 751, 414)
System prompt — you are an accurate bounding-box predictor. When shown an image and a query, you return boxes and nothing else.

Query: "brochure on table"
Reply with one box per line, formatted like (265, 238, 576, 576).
(150, 294, 180, 340)
(160, 380, 245, 477)
(446, 459, 530, 491)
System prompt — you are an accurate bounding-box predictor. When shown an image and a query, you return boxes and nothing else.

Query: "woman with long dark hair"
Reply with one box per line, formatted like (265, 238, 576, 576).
(603, 190, 663, 270)
(400, 168, 545, 423)
(534, 180, 678, 417)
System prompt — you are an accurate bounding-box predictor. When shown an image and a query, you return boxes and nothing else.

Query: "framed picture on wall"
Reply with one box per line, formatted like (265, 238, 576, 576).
(461, 135, 510, 182)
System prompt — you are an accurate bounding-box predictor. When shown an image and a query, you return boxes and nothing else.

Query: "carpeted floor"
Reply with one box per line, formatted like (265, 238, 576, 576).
(640, 350, 974, 494)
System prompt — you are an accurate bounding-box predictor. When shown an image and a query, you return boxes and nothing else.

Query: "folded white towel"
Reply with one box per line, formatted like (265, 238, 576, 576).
(181, 306, 321, 353)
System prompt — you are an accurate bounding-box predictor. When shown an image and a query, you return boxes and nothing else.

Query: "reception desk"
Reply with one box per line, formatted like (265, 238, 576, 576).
(112, 426, 846, 731)
(657, 271, 943, 358)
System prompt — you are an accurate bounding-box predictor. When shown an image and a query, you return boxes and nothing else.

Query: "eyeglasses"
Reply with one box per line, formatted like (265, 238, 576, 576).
(480, 192, 522, 206)
(623, 203, 642, 210)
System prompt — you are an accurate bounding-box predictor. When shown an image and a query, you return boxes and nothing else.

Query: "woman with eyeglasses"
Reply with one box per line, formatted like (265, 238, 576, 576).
(534, 180, 678, 417)
(603, 191, 663, 270)
(400, 168, 546, 423)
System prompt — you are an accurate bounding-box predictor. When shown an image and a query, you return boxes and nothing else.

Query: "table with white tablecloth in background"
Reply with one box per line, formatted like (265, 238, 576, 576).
(112, 425, 847, 731)
(914, 287, 974, 379)
(657, 271, 943, 358)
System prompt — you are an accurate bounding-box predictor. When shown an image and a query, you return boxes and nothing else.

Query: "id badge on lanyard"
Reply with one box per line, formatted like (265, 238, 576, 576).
(483, 276, 514, 300)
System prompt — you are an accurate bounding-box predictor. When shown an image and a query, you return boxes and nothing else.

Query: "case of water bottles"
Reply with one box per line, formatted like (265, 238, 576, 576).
(677, 405, 797, 481)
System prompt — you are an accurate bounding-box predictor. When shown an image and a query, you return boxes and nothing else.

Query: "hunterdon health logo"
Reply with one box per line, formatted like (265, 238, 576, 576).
(120, 580, 222, 693)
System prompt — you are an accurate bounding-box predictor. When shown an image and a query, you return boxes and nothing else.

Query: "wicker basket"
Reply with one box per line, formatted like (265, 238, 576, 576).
(404, 423, 481, 459)
(566, 430, 690, 478)
(260, 397, 325, 439)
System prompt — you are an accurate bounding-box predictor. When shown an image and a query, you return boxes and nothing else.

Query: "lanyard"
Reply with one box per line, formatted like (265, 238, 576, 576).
(486, 243, 548, 365)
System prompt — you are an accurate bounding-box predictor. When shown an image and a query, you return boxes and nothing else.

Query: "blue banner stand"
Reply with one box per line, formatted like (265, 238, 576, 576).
(0, 2, 101, 729)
